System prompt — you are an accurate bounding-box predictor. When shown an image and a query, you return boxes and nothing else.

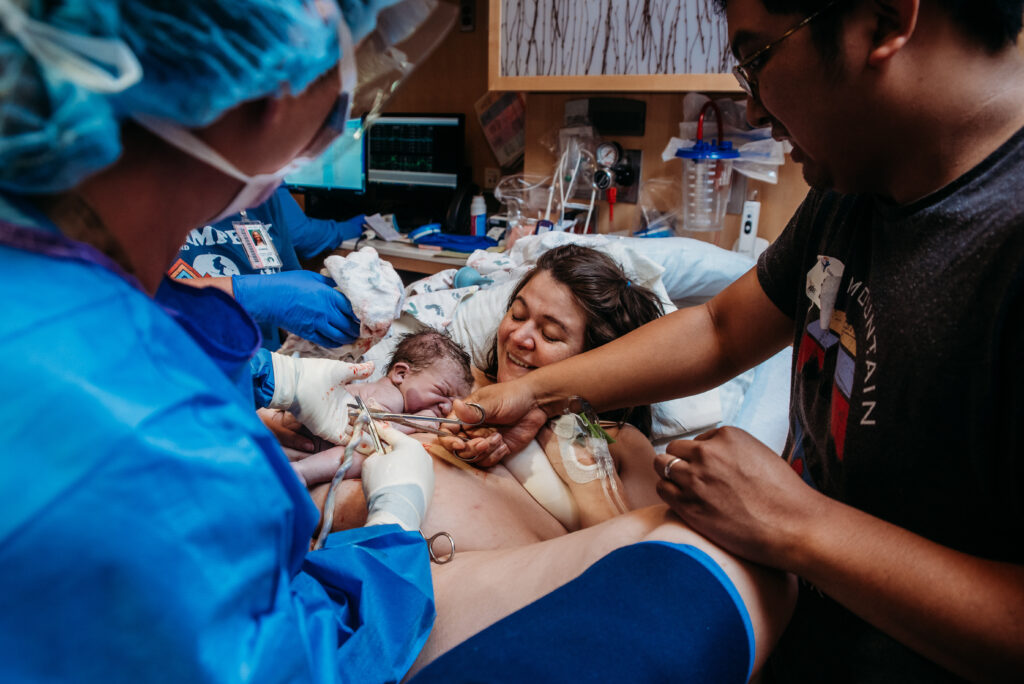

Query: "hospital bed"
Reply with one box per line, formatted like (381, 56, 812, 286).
(358, 232, 792, 455)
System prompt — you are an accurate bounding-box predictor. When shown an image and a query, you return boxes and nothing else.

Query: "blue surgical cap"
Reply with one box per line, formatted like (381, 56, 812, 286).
(0, 0, 401, 194)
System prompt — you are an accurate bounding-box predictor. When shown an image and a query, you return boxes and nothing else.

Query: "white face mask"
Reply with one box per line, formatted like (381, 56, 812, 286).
(133, 109, 341, 223)
(133, 19, 357, 223)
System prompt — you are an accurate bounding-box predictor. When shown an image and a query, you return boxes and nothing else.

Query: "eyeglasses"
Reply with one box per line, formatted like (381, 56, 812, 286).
(732, 0, 841, 100)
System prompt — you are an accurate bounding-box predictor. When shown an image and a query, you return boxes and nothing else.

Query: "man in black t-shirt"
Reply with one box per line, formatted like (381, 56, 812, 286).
(452, 1, 1024, 681)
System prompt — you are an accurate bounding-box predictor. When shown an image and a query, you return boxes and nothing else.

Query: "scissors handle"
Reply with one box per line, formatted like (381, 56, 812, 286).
(353, 396, 385, 454)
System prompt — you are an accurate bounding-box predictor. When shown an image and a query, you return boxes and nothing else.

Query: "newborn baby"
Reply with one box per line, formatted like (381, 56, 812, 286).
(288, 329, 474, 486)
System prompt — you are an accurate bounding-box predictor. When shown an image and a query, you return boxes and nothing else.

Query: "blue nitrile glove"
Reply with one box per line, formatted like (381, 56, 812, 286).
(231, 270, 360, 347)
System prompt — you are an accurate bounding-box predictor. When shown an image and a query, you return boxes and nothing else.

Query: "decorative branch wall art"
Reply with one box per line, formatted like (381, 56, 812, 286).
(499, 0, 732, 78)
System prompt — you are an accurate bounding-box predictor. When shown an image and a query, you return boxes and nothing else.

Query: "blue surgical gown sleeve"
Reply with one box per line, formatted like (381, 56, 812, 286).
(0, 245, 434, 683)
(276, 186, 365, 259)
(251, 347, 277, 408)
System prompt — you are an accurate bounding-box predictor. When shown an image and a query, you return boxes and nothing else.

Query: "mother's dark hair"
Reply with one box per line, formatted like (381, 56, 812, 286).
(484, 243, 665, 436)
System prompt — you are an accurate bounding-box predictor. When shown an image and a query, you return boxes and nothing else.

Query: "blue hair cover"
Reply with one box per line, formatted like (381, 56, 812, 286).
(0, 0, 402, 194)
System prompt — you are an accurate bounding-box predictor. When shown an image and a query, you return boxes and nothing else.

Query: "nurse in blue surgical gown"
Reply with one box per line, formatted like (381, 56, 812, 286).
(0, 1, 445, 681)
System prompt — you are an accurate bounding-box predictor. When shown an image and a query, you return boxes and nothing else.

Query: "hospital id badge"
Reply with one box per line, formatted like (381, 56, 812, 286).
(234, 220, 281, 270)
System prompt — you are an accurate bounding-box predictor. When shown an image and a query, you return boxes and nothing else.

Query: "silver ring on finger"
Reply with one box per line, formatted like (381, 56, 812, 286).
(663, 457, 683, 480)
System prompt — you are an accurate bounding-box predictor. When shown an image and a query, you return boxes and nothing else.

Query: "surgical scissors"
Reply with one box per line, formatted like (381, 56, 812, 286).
(346, 402, 487, 436)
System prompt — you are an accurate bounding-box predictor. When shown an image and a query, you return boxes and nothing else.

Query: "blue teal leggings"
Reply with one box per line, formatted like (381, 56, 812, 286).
(412, 541, 755, 683)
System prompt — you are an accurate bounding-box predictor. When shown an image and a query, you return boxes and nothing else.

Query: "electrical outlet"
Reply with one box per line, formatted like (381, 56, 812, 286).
(738, 200, 761, 257)
(484, 167, 500, 190)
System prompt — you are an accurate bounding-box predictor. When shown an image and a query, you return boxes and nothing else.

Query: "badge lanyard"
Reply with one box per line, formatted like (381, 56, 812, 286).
(233, 210, 281, 270)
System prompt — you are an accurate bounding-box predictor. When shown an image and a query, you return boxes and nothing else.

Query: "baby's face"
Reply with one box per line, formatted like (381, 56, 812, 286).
(392, 358, 470, 418)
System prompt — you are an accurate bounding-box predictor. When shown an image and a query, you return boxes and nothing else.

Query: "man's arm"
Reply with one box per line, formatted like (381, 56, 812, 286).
(655, 429, 1024, 682)
(797, 492, 1024, 681)
(455, 268, 792, 461)
(534, 268, 792, 410)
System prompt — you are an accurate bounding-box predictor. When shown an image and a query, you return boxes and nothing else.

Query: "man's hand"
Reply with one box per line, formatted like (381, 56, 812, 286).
(449, 379, 549, 467)
(654, 426, 827, 568)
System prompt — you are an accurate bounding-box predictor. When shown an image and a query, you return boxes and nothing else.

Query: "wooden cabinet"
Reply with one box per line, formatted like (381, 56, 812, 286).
(489, 0, 741, 92)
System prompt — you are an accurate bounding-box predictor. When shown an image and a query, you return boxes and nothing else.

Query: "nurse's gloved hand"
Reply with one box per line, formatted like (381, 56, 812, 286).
(232, 270, 360, 347)
(362, 427, 434, 532)
(267, 354, 374, 443)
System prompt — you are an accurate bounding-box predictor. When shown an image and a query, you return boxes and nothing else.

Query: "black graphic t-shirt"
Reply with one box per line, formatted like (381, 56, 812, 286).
(757, 126, 1024, 683)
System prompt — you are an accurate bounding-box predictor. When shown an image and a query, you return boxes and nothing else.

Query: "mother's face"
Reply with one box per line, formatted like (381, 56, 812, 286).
(495, 270, 587, 383)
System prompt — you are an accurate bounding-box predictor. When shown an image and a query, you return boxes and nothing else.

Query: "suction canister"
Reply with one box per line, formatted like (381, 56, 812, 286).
(675, 101, 739, 233)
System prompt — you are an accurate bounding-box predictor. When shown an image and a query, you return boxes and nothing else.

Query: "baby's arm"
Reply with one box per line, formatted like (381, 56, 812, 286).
(291, 445, 369, 488)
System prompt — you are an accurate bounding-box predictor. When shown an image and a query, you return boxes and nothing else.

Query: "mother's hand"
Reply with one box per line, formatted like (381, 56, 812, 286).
(450, 380, 548, 467)
(436, 425, 507, 467)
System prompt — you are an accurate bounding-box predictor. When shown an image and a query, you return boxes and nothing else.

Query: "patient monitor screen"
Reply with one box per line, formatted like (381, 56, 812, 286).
(284, 118, 366, 193)
(367, 114, 464, 189)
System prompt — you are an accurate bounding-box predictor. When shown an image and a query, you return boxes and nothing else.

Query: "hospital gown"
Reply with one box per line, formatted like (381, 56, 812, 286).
(0, 200, 434, 682)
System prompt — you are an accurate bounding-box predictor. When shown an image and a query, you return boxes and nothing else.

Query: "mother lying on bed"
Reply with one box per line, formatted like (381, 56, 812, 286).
(286, 243, 795, 679)
(305, 244, 670, 548)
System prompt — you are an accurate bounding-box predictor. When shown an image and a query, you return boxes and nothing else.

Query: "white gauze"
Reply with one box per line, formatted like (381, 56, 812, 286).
(324, 247, 404, 354)
(551, 414, 628, 514)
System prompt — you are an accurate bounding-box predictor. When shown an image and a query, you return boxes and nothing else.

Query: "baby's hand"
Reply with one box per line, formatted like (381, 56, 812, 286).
(258, 408, 317, 453)
(438, 425, 508, 466)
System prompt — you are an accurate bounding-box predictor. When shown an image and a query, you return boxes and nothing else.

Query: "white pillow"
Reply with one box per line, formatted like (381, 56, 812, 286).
(615, 236, 755, 308)
(448, 280, 516, 372)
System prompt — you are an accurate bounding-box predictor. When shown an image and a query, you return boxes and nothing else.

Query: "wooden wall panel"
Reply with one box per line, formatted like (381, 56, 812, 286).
(382, 0, 810, 244)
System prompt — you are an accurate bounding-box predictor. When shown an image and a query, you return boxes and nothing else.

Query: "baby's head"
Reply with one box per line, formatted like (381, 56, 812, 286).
(383, 330, 474, 418)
